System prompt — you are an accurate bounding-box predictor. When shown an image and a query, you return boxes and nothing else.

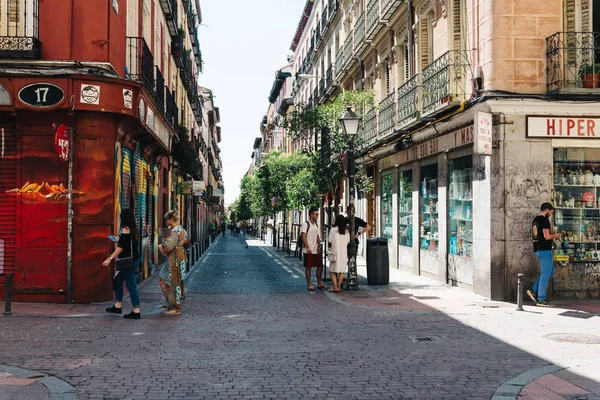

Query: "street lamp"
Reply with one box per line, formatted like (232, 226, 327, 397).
(339, 106, 360, 290)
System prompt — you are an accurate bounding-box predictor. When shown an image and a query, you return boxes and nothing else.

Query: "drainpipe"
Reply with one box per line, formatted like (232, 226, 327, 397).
(407, 0, 415, 77)
(66, 125, 74, 303)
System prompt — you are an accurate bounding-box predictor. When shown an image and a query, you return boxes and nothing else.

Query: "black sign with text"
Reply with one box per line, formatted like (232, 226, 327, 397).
(18, 83, 65, 108)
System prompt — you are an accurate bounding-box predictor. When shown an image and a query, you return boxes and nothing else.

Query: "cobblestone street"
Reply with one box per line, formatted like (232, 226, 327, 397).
(1, 234, 599, 399)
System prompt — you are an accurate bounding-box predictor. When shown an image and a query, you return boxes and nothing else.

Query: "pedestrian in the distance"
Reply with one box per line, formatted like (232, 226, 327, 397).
(301, 206, 328, 291)
(328, 214, 350, 292)
(103, 208, 141, 319)
(527, 202, 561, 307)
(158, 210, 188, 315)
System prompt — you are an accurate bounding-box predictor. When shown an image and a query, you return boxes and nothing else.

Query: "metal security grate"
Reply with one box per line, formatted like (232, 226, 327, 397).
(410, 336, 439, 343)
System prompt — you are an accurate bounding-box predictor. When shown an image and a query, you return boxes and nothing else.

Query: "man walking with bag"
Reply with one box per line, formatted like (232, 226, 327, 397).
(301, 207, 328, 291)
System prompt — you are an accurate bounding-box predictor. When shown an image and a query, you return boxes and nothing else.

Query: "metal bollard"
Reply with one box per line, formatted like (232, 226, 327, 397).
(4, 274, 13, 316)
(516, 273, 524, 311)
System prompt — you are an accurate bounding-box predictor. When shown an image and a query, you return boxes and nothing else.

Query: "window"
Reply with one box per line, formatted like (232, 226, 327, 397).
(381, 173, 393, 240)
(448, 157, 473, 258)
(420, 164, 438, 251)
(398, 170, 413, 247)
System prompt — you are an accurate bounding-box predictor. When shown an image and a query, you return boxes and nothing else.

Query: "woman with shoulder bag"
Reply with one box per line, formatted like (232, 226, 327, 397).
(328, 214, 350, 292)
(158, 210, 189, 315)
(103, 208, 141, 319)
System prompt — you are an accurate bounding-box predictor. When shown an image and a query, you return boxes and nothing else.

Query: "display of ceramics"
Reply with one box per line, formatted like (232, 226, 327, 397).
(577, 170, 586, 185)
(594, 174, 600, 185)
(585, 170, 594, 185)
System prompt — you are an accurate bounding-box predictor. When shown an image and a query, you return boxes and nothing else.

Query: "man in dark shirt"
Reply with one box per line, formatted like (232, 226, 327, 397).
(345, 206, 371, 245)
(527, 202, 560, 307)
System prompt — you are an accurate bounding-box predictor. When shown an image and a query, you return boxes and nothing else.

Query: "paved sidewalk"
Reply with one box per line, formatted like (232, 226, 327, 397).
(0, 365, 75, 400)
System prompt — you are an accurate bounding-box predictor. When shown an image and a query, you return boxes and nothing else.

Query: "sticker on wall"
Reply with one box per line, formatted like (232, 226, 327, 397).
(80, 84, 100, 105)
(123, 89, 132, 109)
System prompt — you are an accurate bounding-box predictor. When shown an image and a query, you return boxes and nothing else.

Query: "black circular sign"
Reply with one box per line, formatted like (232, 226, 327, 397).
(18, 83, 65, 108)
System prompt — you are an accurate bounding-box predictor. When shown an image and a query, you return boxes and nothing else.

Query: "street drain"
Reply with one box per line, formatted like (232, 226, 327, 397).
(410, 336, 438, 343)
(544, 333, 600, 344)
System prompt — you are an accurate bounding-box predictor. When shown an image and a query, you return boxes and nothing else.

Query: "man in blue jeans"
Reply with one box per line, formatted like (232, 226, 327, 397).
(527, 202, 561, 307)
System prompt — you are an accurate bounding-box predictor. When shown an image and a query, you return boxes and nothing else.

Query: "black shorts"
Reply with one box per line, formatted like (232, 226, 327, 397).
(303, 253, 322, 269)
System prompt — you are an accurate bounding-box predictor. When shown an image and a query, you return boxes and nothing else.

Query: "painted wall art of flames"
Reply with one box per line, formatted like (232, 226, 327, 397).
(6, 181, 86, 201)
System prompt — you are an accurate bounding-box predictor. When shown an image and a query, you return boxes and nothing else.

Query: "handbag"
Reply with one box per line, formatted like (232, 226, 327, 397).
(115, 237, 135, 271)
(328, 252, 337, 262)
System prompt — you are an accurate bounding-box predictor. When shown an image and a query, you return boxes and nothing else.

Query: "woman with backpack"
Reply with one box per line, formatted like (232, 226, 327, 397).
(103, 208, 141, 319)
(158, 210, 189, 315)
(327, 214, 350, 292)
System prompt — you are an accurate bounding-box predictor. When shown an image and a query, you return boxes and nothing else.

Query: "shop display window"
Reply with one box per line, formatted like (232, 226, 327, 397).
(381, 173, 394, 240)
(448, 157, 473, 258)
(553, 148, 600, 262)
(398, 170, 412, 247)
(420, 164, 438, 251)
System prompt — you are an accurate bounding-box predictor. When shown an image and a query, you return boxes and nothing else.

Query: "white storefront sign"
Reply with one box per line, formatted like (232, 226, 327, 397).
(379, 125, 474, 170)
(474, 111, 492, 155)
(527, 116, 600, 138)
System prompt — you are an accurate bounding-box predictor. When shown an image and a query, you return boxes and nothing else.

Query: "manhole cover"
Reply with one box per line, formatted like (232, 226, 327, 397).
(544, 333, 600, 344)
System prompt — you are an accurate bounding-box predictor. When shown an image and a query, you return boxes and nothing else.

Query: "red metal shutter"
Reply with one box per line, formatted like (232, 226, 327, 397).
(0, 117, 16, 276)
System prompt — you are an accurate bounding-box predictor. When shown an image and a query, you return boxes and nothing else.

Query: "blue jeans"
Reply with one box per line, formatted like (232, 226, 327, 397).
(114, 268, 140, 308)
(532, 250, 554, 302)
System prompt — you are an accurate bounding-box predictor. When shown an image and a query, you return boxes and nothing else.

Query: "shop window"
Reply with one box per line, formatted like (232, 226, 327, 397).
(420, 164, 438, 251)
(553, 148, 600, 262)
(398, 170, 413, 247)
(381, 172, 393, 239)
(448, 157, 473, 258)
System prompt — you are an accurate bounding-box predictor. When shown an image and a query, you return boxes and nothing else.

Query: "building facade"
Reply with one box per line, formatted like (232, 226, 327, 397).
(0, 0, 221, 304)
(283, 0, 600, 301)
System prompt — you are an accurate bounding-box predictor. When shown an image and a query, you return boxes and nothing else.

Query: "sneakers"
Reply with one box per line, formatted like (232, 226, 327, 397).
(536, 300, 555, 307)
(526, 289, 537, 303)
(123, 311, 141, 319)
(105, 305, 122, 314)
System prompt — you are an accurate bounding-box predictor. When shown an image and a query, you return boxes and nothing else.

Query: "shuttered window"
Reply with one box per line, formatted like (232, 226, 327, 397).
(452, 0, 463, 52)
(404, 43, 409, 80)
(419, 14, 433, 70)
(0, 118, 16, 276)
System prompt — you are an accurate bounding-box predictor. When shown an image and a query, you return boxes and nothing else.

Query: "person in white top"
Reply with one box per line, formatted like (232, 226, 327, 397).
(328, 214, 350, 292)
(301, 207, 328, 291)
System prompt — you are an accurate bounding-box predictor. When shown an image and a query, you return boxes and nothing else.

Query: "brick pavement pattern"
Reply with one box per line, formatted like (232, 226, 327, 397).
(0, 233, 599, 399)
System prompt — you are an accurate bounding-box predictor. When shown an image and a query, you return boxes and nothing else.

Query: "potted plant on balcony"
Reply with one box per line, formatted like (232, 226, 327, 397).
(579, 64, 600, 88)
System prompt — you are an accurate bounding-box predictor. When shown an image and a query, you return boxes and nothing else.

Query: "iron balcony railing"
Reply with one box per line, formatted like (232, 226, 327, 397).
(0, 0, 40, 59)
(325, 65, 333, 90)
(159, 0, 178, 37)
(353, 15, 365, 55)
(421, 50, 471, 116)
(165, 88, 175, 126)
(155, 66, 165, 113)
(315, 23, 321, 45)
(342, 33, 353, 68)
(171, 33, 184, 68)
(361, 107, 378, 148)
(318, 78, 325, 97)
(321, 7, 328, 34)
(397, 74, 421, 128)
(381, 0, 402, 20)
(174, 104, 180, 127)
(546, 31, 600, 93)
(126, 37, 155, 94)
(378, 93, 396, 140)
(186, 2, 195, 36)
(335, 47, 344, 78)
(328, 0, 339, 21)
(313, 87, 319, 103)
(366, 0, 380, 40)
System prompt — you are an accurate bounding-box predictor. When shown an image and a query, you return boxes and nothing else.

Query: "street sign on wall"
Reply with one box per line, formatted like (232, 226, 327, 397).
(18, 83, 65, 108)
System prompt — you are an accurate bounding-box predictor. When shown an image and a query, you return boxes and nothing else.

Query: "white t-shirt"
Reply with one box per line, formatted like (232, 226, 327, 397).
(301, 220, 320, 254)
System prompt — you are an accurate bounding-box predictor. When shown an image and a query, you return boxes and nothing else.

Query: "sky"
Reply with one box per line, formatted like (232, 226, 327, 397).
(198, 0, 306, 206)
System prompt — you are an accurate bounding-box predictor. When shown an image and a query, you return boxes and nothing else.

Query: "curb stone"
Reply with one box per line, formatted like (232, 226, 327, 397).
(0, 365, 76, 400)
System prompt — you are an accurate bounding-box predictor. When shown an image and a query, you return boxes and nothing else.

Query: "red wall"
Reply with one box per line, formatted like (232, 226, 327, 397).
(39, 0, 127, 78)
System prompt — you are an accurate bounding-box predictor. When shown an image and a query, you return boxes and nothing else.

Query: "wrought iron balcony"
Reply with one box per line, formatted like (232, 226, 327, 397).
(335, 48, 344, 79)
(318, 78, 325, 97)
(354, 15, 367, 56)
(160, 0, 178, 37)
(0, 0, 41, 59)
(174, 104, 180, 127)
(378, 93, 396, 140)
(365, 0, 381, 42)
(186, 2, 196, 36)
(381, 0, 402, 22)
(126, 37, 155, 94)
(397, 74, 421, 129)
(165, 88, 175, 126)
(328, 0, 339, 21)
(313, 87, 319, 103)
(546, 31, 600, 93)
(171, 33, 184, 68)
(325, 65, 333, 91)
(155, 66, 165, 113)
(361, 107, 378, 148)
(342, 33, 353, 69)
(321, 7, 329, 34)
(421, 50, 471, 117)
(315, 23, 321, 45)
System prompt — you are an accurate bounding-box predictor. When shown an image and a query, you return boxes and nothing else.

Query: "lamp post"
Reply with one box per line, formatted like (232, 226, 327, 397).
(339, 106, 360, 290)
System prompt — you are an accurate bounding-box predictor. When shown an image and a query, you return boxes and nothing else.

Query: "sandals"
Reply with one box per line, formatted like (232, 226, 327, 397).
(317, 284, 330, 290)
(307, 286, 315, 291)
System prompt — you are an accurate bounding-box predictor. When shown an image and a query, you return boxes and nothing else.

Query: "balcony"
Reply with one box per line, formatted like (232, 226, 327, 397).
(365, 0, 382, 42)
(318, 78, 325, 98)
(328, 0, 339, 21)
(342, 33, 353, 70)
(335, 48, 344, 79)
(186, 2, 196, 36)
(321, 7, 329, 35)
(353, 15, 368, 56)
(381, 0, 402, 22)
(155, 66, 165, 113)
(0, 0, 41, 59)
(171, 33, 184, 68)
(174, 104, 179, 127)
(378, 93, 396, 140)
(126, 37, 155, 94)
(397, 74, 421, 130)
(165, 88, 175, 126)
(361, 107, 378, 148)
(546, 31, 600, 94)
(325, 65, 333, 92)
(159, 0, 178, 37)
(421, 50, 471, 117)
(315, 24, 321, 45)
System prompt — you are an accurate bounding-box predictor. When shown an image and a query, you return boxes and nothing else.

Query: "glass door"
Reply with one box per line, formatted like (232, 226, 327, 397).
(398, 170, 412, 247)
(420, 164, 438, 251)
(448, 157, 473, 258)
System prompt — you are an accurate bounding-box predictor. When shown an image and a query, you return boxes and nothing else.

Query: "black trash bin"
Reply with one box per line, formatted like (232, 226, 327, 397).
(366, 237, 389, 285)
